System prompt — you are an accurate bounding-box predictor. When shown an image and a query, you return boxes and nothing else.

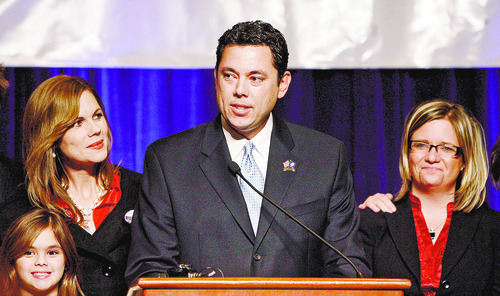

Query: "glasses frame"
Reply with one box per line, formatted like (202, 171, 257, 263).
(409, 140, 462, 157)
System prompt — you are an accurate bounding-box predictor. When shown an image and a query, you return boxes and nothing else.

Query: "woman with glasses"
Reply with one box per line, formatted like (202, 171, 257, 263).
(359, 100, 500, 295)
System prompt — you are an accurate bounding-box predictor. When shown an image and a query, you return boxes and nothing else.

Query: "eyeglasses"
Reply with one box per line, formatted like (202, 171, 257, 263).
(409, 140, 462, 157)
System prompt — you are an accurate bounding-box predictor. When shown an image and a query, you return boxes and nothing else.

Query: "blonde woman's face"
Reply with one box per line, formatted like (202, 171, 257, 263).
(15, 228, 65, 296)
(59, 91, 110, 170)
(409, 119, 464, 195)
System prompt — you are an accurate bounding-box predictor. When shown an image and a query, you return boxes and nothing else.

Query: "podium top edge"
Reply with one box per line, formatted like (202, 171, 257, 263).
(137, 277, 412, 290)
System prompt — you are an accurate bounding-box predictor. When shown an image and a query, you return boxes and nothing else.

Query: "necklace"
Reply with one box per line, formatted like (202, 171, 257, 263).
(67, 189, 105, 232)
(428, 218, 447, 242)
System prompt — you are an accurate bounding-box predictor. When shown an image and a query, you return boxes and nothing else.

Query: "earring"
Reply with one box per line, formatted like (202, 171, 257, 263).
(53, 152, 57, 158)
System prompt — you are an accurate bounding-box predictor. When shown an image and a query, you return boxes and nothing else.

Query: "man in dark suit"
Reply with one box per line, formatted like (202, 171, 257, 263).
(0, 66, 24, 203)
(125, 20, 370, 284)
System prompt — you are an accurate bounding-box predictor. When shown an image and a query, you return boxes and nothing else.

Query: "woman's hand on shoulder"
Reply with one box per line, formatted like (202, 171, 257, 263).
(358, 193, 396, 213)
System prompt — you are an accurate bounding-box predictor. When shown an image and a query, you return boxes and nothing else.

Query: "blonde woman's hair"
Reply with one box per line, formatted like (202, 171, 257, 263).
(396, 99, 488, 213)
(0, 208, 85, 295)
(23, 75, 115, 223)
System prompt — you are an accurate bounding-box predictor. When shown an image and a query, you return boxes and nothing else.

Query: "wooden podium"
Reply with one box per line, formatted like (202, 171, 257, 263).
(132, 277, 411, 296)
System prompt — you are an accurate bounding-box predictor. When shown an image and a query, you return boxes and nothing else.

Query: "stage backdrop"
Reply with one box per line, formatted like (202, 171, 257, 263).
(1, 1, 499, 208)
(0, 0, 499, 68)
(2, 68, 499, 210)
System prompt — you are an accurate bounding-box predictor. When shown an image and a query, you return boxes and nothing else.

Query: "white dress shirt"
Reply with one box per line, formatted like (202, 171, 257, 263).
(223, 114, 273, 181)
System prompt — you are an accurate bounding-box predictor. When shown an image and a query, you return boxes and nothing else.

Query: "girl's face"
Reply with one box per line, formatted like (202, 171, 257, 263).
(15, 228, 65, 296)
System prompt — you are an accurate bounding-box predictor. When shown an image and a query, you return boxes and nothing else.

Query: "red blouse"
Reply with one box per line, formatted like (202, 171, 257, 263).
(410, 194, 454, 296)
(57, 170, 122, 230)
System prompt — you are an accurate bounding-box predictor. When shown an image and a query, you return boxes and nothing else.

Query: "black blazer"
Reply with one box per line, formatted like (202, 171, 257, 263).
(125, 114, 370, 284)
(359, 196, 500, 296)
(0, 167, 141, 296)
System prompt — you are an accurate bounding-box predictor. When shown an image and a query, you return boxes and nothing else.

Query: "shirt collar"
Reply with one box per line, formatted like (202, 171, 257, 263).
(223, 113, 273, 161)
(409, 192, 455, 210)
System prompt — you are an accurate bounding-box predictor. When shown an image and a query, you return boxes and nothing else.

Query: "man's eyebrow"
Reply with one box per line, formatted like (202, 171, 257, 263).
(248, 70, 267, 76)
(220, 67, 237, 73)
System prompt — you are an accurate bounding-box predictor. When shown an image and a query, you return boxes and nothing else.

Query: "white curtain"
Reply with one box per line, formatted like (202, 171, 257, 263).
(0, 0, 498, 68)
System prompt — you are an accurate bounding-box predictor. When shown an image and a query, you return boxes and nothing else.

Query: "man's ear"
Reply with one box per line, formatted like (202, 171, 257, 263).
(278, 71, 292, 99)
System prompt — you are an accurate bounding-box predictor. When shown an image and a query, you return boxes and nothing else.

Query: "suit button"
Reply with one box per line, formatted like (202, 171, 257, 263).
(103, 265, 115, 277)
(441, 280, 450, 289)
(253, 253, 261, 261)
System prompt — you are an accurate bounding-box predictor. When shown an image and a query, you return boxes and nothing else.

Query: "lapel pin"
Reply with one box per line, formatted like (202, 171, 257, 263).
(283, 160, 296, 172)
(124, 210, 134, 224)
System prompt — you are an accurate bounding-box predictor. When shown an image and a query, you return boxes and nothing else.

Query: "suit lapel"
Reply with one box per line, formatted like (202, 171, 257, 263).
(91, 169, 137, 251)
(441, 208, 482, 279)
(198, 116, 255, 243)
(92, 189, 128, 249)
(386, 198, 421, 285)
(255, 117, 299, 248)
(69, 223, 114, 262)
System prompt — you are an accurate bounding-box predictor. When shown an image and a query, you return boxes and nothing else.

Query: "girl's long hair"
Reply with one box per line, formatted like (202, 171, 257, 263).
(0, 208, 85, 295)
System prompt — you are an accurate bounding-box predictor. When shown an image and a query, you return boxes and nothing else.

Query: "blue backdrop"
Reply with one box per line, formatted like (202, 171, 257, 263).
(1, 67, 499, 210)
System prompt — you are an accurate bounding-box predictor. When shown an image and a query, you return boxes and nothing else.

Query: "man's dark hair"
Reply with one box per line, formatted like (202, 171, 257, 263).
(491, 136, 500, 189)
(0, 66, 9, 106)
(215, 20, 289, 84)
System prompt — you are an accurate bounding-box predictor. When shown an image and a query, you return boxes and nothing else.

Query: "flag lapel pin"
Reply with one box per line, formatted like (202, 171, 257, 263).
(283, 160, 296, 172)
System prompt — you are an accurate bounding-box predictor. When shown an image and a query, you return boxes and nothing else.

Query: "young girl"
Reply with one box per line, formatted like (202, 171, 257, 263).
(0, 208, 84, 296)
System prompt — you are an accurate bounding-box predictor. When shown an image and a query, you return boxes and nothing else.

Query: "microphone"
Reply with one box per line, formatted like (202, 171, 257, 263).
(228, 161, 364, 278)
(146, 264, 223, 278)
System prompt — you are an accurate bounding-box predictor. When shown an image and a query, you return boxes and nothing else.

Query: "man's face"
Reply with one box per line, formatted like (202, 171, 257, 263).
(214, 45, 291, 139)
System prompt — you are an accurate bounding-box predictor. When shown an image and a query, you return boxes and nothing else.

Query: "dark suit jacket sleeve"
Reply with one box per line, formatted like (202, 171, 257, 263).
(358, 207, 378, 272)
(0, 185, 32, 240)
(125, 143, 179, 284)
(358, 206, 394, 280)
(0, 155, 25, 204)
(322, 143, 371, 278)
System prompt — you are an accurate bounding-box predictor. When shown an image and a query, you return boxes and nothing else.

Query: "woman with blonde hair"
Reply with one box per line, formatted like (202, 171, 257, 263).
(0, 208, 84, 296)
(0, 75, 141, 296)
(359, 99, 500, 295)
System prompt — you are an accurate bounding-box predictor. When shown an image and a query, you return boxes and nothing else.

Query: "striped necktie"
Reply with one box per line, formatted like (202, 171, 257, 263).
(240, 141, 264, 234)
